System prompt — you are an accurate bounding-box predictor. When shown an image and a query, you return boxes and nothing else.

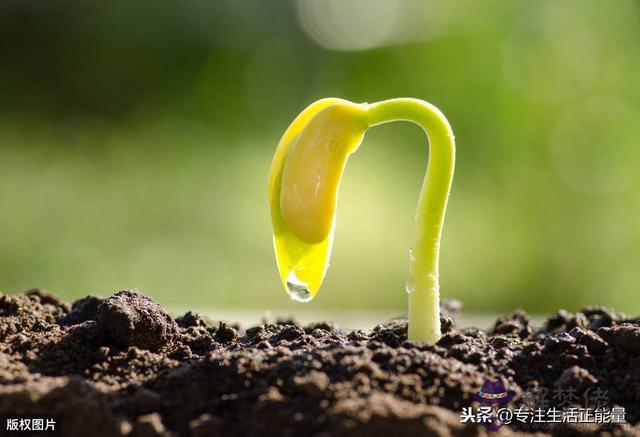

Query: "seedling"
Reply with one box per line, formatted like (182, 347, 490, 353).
(268, 98, 455, 343)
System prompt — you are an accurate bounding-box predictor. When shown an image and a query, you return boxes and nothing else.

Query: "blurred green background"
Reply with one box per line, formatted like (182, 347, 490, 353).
(1, 0, 639, 317)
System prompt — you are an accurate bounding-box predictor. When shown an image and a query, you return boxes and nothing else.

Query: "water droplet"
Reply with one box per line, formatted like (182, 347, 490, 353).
(405, 278, 414, 295)
(286, 270, 313, 302)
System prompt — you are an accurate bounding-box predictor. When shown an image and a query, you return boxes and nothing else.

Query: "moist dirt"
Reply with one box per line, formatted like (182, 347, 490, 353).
(1, 289, 639, 436)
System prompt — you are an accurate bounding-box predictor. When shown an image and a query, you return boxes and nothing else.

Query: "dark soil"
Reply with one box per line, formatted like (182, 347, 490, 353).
(1, 289, 639, 436)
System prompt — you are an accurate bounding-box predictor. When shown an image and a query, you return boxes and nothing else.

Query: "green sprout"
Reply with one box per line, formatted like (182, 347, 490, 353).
(268, 98, 455, 343)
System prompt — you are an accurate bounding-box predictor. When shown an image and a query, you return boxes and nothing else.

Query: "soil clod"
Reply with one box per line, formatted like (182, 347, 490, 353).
(95, 290, 178, 351)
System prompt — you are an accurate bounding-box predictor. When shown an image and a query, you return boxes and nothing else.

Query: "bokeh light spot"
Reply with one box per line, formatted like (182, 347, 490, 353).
(502, 3, 601, 103)
(295, 0, 449, 51)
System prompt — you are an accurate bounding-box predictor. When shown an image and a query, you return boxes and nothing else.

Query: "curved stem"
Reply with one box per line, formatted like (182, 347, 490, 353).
(365, 98, 456, 343)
